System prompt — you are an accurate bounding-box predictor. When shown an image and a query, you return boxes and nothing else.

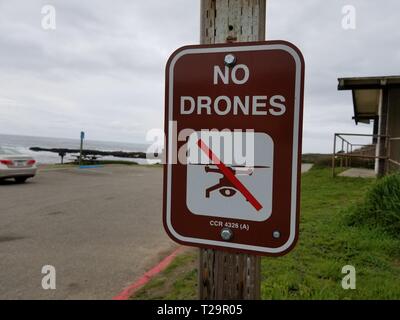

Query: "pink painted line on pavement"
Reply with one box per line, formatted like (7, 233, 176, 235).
(112, 246, 183, 300)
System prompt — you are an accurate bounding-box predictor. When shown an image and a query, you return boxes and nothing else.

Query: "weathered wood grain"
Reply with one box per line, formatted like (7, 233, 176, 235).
(198, 0, 266, 300)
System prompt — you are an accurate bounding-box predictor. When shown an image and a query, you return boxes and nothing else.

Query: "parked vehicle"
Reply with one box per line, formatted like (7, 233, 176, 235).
(0, 147, 37, 183)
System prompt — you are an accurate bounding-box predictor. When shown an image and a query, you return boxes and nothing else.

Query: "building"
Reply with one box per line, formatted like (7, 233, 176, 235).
(337, 76, 400, 177)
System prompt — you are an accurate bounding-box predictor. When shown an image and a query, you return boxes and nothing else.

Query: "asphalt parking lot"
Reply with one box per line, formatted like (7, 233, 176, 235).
(0, 165, 175, 299)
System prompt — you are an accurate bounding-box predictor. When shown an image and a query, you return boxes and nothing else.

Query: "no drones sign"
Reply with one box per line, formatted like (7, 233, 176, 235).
(163, 41, 305, 256)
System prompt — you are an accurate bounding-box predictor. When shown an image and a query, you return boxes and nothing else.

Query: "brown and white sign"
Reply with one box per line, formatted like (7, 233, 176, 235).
(163, 41, 305, 256)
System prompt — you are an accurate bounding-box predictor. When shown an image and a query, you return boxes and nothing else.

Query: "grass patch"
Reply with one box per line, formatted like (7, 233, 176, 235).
(345, 173, 400, 237)
(132, 167, 400, 299)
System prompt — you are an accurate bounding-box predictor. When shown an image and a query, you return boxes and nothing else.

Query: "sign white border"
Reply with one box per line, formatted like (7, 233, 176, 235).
(166, 43, 303, 254)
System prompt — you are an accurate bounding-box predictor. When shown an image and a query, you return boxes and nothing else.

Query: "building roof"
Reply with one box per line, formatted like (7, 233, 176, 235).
(338, 76, 400, 124)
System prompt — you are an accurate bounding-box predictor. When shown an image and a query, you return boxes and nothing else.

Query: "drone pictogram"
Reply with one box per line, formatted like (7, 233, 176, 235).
(196, 138, 265, 211)
(204, 165, 269, 199)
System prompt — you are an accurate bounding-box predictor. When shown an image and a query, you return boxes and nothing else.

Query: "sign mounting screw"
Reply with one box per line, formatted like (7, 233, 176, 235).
(272, 230, 281, 239)
(224, 54, 236, 67)
(221, 228, 233, 241)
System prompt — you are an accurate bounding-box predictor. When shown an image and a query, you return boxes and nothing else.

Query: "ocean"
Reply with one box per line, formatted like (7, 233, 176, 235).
(0, 133, 157, 165)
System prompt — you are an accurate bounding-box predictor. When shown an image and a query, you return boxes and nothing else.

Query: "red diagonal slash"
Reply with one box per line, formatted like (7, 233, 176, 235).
(197, 139, 263, 212)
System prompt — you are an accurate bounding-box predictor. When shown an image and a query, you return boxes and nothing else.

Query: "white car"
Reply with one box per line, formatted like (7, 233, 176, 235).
(0, 147, 37, 183)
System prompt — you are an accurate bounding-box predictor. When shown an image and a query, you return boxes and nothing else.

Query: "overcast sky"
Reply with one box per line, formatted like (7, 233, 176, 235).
(0, 0, 399, 153)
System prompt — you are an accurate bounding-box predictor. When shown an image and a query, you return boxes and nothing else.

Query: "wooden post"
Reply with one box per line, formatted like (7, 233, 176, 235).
(198, 0, 266, 300)
(340, 139, 344, 168)
(372, 116, 379, 144)
(377, 89, 389, 177)
(386, 137, 391, 174)
(349, 144, 352, 168)
(332, 134, 337, 177)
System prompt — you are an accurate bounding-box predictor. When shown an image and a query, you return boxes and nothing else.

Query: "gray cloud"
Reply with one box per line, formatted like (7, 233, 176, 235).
(0, 0, 398, 152)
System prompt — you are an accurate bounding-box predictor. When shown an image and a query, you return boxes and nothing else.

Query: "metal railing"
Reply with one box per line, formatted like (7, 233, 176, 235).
(332, 133, 386, 177)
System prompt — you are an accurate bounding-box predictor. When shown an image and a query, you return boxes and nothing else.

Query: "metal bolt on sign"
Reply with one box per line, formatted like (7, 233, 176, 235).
(220, 228, 234, 241)
(272, 230, 281, 239)
(224, 54, 236, 67)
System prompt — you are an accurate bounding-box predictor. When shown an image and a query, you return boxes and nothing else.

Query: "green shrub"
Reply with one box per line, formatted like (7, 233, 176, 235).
(346, 173, 400, 236)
